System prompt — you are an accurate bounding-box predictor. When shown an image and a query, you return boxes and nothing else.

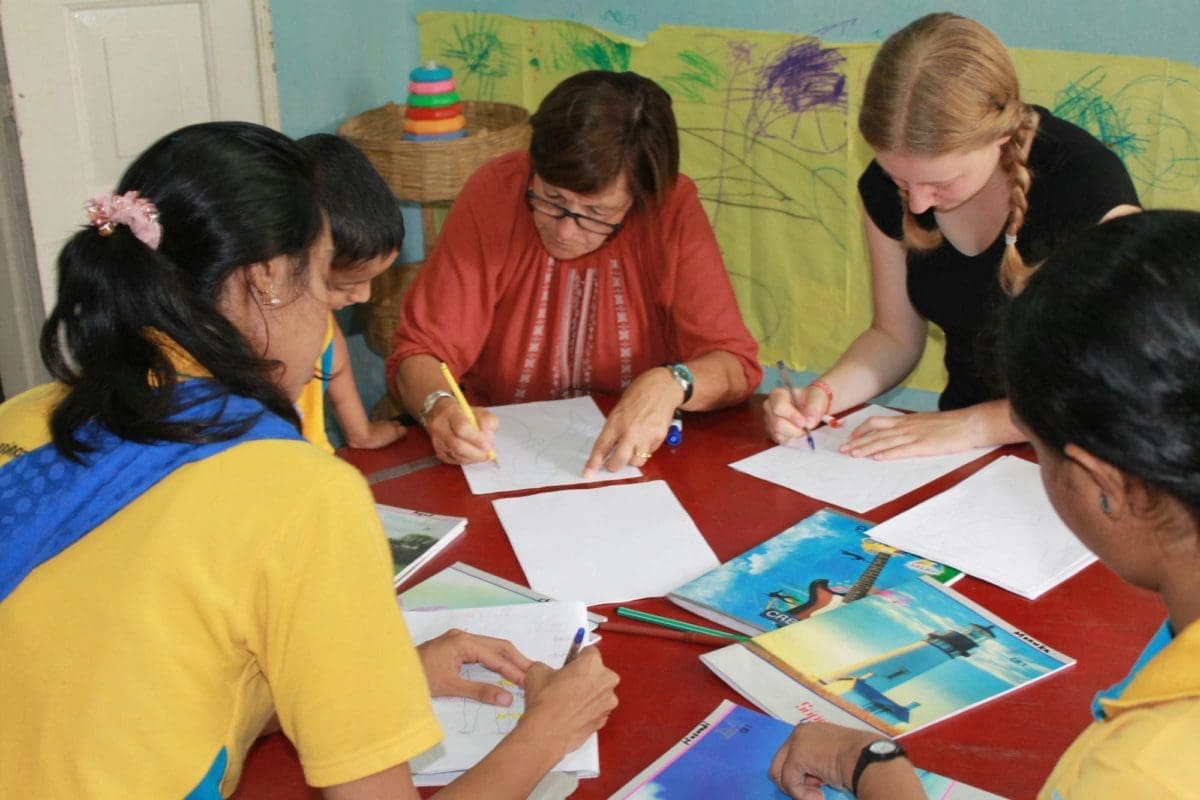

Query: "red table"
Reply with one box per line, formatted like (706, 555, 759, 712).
(233, 398, 1164, 800)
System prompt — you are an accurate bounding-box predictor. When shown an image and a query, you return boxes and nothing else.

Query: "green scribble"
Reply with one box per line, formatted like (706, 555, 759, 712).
(437, 14, 518, 99)
(1109, 74, 1200, 193)
(661, 51, 727, 103)
(550, 29, 631, 72)
(600, 10, 638, 28)
(529, 57, 540, 70)
(1052, 67, 1143, 160)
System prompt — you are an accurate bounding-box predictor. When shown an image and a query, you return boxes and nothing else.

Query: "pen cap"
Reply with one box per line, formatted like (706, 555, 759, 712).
(666, 424, 683, 446)
(666, 409, 683, 446)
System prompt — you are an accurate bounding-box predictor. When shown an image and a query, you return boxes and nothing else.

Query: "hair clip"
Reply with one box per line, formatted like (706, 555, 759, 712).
(84, 190, 162, 250)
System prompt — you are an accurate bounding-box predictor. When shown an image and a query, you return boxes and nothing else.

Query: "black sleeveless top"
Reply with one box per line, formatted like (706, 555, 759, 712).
(857, 107, 1139, 410)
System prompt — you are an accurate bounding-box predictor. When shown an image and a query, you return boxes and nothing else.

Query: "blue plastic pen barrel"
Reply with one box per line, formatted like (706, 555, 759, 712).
(666, 410, 683, 446)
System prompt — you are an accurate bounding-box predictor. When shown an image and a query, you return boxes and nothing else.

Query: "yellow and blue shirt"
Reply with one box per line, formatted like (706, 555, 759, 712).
(1040, 618, 1200, 798)
(296, 313, 337, 453)
(0, 380, 440, 797)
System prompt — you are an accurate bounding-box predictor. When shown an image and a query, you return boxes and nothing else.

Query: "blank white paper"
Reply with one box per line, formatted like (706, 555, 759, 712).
(402, 601, 596, 782)
(730, 405, 995, 512)
(493, 480, 720, 607)
(463, 396, 641, 495)
(866, 455, 1096, 599)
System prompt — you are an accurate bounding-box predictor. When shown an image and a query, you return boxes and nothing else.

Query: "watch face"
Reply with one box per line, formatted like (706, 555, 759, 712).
(868, 740, 900, 756)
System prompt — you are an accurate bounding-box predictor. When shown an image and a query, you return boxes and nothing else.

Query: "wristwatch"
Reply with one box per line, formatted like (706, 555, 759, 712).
(851, 739, 907, 795)
(419, 389, 455, 427)
(662, 362, 694, 404)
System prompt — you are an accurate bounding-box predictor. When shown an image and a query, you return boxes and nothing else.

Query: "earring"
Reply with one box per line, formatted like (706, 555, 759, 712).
(261, 285, 281, 307)
(1100, 494, 1110, 516)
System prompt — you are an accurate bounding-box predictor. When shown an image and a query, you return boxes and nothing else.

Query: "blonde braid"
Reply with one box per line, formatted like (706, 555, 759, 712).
(899, 188, 943, 251)
(998, 106, 1037, 294)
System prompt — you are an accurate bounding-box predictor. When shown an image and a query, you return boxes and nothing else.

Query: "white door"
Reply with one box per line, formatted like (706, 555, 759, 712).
(1, 0, 279, 313)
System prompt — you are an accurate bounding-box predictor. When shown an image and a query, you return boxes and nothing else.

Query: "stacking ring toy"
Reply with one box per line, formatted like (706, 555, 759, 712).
(408, 78, 456, 95)
(402, 129, 468, 142)
(404, 103, 464, 121)
(407, 91, 461, 109)
(409, 62, 453, 82)
(403, 115, 467, 135)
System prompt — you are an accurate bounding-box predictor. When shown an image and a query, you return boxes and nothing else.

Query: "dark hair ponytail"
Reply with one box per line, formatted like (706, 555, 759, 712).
(41, 121, 323, 458)
(1001, 210, 1200, 511)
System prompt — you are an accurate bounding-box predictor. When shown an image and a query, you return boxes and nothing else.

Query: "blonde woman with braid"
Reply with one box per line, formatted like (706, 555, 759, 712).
(764, 12, 1140, 459)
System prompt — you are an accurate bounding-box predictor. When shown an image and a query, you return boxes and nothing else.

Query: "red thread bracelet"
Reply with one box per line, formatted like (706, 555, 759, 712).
(809, 380, 842, 427)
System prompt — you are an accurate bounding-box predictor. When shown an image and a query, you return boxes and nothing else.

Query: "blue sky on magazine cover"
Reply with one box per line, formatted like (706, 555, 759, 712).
(675, 509, 946, 625)
(624, 704, 792, 799)
(757, 578, 1069, 728)
(624, 703, 963, 799)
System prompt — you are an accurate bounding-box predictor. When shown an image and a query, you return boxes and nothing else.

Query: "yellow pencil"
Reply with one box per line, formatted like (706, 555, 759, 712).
(438, 361, 500, 468)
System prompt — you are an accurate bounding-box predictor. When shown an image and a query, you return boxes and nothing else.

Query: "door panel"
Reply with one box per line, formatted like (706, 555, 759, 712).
(2, 0, 275, 309)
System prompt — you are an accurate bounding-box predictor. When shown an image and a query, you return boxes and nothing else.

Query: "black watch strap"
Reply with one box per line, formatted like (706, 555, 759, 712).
(851, 739, 907, 795)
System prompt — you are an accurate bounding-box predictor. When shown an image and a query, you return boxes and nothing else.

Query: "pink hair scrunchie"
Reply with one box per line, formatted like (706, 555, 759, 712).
(84, 190, 162, 250)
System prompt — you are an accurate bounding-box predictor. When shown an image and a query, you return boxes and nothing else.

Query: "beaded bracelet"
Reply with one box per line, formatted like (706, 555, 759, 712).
(809, 379, 843, 428)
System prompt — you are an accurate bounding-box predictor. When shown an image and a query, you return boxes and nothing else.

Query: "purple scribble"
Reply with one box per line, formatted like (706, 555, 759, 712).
(727, 39, 755, 67)
(759, 38, 847, 114)
(814, 18, 858, 38)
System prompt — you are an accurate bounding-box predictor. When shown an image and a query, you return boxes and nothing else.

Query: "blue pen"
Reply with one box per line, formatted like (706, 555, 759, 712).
(562, 626, 586, 666)
(775, 361, 815, 451)
(666, 409, 683, 446)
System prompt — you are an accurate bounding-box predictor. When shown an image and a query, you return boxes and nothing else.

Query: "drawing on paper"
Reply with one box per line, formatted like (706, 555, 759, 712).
(454, 667, 523, 734)
(433, 14, 519, 99)
(462, 397, 640, 495)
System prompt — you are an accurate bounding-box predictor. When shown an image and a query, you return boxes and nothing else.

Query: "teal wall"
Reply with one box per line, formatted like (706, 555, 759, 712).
(269, 1, 1200, 436)
(272, 1, 408, 138)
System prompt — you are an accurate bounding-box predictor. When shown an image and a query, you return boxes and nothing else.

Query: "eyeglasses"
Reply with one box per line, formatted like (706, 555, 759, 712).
(525, 187, 625, 236)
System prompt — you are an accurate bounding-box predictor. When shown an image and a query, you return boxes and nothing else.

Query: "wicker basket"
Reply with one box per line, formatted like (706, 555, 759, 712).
(337, 100, 531, 203)
(360, 258, 424, 357)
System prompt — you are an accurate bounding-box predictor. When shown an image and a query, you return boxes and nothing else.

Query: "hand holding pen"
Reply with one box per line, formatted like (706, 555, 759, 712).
(436, 361, 501, 468)
(775, 362, 815, 451)
(562, 627, 586, 666)
(521, 635, 619, 759)
(766, 362, 842, 448)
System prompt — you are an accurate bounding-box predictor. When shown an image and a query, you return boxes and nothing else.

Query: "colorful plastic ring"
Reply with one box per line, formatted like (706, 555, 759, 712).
(405, 103, 463, 121)
(402, 130, 468, 142)
(409, 63, 453, 82)
(403, 115, 466, 135)
(407, 91, 461, 109)
(408, 78, 456, 95)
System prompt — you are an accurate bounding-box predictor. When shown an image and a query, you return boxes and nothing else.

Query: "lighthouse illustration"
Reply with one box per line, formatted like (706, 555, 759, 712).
(819, 622, 997, 725)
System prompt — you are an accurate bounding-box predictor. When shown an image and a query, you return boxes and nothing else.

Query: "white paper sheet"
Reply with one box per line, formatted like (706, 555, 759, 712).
(463, 396, 641, 495)
(730, 405, 995, 512)
(493, 480, 720, 607)
(402, 601, 596, 782)
(866, 455, 1097, 599)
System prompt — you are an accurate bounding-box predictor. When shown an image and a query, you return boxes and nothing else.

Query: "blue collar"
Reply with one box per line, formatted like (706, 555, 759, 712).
(1091, 620, 1175, 720)
(0, 380, 302, 601)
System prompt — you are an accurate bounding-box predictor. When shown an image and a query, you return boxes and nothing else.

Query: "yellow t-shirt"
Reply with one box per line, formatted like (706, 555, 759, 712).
(1039, 620, 1200, 799)
(297, 313, 336, 453)
(0, 383, 441, 797)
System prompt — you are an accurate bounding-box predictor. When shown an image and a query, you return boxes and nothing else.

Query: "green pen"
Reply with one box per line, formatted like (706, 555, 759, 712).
(615, 607, 749, 641)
